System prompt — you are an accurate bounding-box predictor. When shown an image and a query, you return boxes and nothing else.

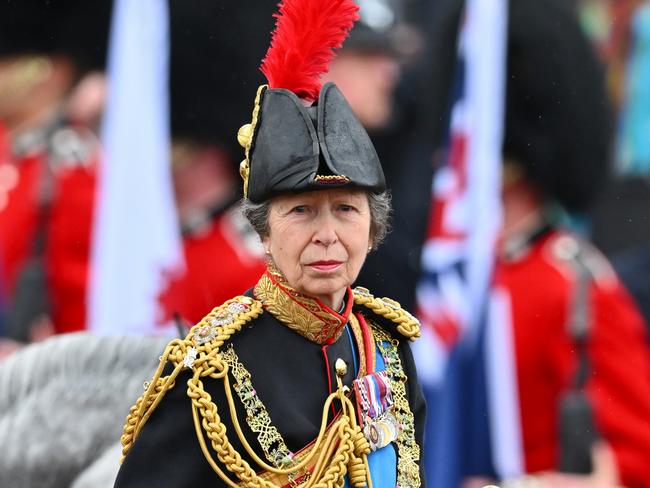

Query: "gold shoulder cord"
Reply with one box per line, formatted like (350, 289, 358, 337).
(120, 296, 374, 488)
(352, 287, 421, 341)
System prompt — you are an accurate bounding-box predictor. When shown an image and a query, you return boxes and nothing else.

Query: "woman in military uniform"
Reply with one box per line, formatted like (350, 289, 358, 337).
(114, 0, 426, 486)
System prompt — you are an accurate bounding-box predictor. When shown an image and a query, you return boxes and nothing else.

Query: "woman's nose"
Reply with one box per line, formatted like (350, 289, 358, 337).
(312, 211, 338, 246)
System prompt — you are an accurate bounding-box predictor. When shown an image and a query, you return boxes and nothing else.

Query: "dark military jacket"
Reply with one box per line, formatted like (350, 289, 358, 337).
(115, 269, 426, 488)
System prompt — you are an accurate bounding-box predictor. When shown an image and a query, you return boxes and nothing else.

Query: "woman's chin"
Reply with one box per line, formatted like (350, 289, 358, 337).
(299, 278, 349, 305)
(303, 281, 346, 296)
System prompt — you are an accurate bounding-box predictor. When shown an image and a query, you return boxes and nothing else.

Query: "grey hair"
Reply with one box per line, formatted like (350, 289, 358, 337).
(241, 190, 392, 250)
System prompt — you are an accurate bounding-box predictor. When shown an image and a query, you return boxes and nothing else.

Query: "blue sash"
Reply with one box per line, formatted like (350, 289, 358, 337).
(345, 344, 397, 488)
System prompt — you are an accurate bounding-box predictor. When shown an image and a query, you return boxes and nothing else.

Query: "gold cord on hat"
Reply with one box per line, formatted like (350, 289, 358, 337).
(237, 84, 267, 198)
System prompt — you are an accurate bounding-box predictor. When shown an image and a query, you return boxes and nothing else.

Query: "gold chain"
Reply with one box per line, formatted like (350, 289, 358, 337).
(373, 325, 422, 488)
(221, 344, 296, 468)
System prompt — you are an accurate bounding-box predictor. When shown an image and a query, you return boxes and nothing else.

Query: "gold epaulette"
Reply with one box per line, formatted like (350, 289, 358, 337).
(352, 287, 421, 341)
(185, 295, 263, 350)
(119, 296, 263, 463)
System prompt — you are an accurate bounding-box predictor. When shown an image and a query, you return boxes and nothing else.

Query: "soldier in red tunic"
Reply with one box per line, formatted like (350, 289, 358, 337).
(0, 1, 273, 342)
(477, 0, 650, 485)
(156, 0, 276, 325)
(0, 1, 111, 344)
(428, 0, 650, 486)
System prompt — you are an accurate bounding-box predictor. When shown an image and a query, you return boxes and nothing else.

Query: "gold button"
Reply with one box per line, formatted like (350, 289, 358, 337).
(237, 123, 253, 148)
(335, 358, 347, 377)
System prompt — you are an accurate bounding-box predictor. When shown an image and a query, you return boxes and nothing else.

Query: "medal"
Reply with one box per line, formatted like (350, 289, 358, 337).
(353, 371, 401, 451)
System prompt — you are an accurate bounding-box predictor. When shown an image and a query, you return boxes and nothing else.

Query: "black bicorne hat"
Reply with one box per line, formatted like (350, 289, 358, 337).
(237, 0, 386, 203)
(240, 83, 384, 203)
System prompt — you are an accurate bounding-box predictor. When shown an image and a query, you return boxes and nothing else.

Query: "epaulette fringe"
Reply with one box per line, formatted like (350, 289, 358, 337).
(352, 287, 421, 341)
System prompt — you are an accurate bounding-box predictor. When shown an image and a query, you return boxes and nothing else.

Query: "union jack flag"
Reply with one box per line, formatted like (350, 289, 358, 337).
(412, 0, 523, 484)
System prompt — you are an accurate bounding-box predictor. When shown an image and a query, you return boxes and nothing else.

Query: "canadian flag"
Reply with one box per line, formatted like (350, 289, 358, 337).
(88, 0, 184, 335)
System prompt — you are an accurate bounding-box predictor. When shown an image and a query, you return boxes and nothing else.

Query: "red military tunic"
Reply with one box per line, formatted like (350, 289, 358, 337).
(498, 229, 650, 487)
(0, 123, 97, 334)
(1, 120, 265, 334)
(159, 207, 267, 325)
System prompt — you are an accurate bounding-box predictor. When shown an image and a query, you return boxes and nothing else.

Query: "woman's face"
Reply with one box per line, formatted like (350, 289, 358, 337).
(263, 189, 372, 309)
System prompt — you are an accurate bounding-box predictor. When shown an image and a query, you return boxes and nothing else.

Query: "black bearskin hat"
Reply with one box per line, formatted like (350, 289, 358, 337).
(429, 0, 613, 212)
(0, 0, 112, 74)
(504, 0, 613, 211)
(168, 0, 277, 159)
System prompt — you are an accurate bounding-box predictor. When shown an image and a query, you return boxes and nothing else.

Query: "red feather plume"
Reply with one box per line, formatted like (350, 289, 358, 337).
(260, 0, 360, 102)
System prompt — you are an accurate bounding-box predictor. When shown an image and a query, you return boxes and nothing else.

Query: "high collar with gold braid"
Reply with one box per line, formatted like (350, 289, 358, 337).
(119, 271, 421, 488)
(255, 263, 421, 345)
(254, 264, 354, 345)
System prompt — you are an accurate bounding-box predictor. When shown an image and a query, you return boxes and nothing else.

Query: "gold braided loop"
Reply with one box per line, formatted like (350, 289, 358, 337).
(192, 369, 374, 488)
(120, 337, 188, 462)
(120, 376, 175, 461)
(191, 378, 361, 488)
(352, 287, 421, 341)
(347, 457, 366, 488)
(310, 421, 352, 488)
(350, 424, 373, 488)
(341, 423, 373, 488)
(351, 427, 371, 457)
(304, 393, 367, 488)
(189, 377, 273, 488)
(119, 297, 263, 463)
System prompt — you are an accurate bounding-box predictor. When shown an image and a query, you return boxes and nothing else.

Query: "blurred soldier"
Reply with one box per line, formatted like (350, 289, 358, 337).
(156, 0, 280, 325)
(0, 0, 278, 343)
(0, 0, 111, 346)
(428, 0, 650, 486)
(323, 19, 402, 132)
(494, 0, 650, 485)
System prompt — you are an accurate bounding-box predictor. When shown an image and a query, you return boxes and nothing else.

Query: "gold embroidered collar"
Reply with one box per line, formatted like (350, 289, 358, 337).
(253, 266, 353, 345)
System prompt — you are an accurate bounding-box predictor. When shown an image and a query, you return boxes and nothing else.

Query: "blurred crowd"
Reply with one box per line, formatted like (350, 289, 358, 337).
(1, 0, 650, 487)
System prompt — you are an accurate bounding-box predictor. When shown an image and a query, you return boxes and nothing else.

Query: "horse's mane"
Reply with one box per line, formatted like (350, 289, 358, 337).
(0, 333, 170, 487)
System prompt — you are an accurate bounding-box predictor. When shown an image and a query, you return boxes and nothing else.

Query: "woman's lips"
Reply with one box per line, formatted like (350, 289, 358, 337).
(307, 260, 343, 272)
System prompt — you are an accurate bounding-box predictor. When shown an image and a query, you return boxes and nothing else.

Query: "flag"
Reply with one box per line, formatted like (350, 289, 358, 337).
(412, 0, 521, 484)
(88, 0, 183, 334)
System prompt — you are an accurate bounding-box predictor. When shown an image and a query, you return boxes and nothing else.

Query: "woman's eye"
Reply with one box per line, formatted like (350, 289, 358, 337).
(339, 204, 355, 212)
(291, 205, 308, 214)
